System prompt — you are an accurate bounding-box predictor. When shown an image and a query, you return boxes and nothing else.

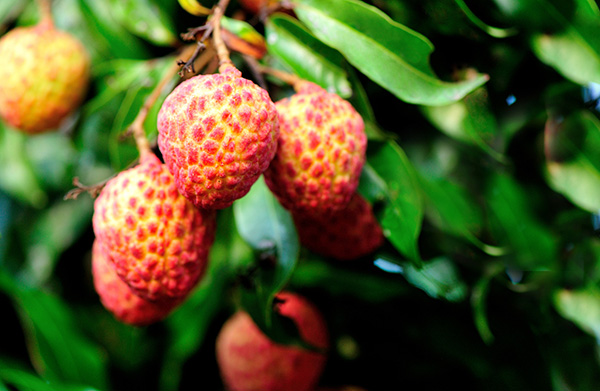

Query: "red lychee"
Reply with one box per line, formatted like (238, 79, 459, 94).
(157, 64, 279, 210)
(216, 291, 329, 391)
(292, 193, 384, 261)
(264, 81, 366, 217)
(0, 19, 89, 134)
(91, 240, 181, 326)
(92, 153, 216, 302)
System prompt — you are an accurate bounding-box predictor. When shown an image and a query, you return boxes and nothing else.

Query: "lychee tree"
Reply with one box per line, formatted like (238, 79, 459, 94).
(0, 0, 599, 390)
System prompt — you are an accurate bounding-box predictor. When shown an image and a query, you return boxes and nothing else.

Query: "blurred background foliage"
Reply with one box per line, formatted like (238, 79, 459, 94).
(0, 0, 599, 390)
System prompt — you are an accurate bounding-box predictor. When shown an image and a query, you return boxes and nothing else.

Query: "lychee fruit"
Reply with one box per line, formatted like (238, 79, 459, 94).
(216, 291, 329, 391)
(91, 240, 182, 326)
(0, 18, 90, 134)
(157, 64, 279, 210)
(264, 81, 366, 217)
(238, 0, 278, 14)
(292, 193, 384, 261)
(92, 153, 216, 302)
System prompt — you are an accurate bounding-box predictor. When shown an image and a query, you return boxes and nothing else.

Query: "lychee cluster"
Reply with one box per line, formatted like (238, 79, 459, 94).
(0, 19, 89, 134)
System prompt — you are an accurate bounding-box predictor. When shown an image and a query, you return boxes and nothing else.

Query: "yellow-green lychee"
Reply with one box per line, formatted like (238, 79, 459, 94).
(157, 64, 279, 210)
(0, 19, 90, 134)
(92, 153, 216, 302)
(264, 81, 366, 217)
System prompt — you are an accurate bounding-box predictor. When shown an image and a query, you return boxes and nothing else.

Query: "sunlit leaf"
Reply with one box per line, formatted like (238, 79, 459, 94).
(293, 0, 488, 105)
(545, 111, 600, 214)
(554, 287, 600, 339)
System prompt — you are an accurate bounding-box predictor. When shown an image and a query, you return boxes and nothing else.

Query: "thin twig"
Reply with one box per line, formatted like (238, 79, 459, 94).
(64, 177, 110, 200)
(254, 64, 304, 89)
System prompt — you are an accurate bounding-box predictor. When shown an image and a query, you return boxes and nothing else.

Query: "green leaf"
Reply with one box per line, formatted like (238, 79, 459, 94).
(233, 177, 304, 346)
(532, 17, 600, 85)
(367, 141, 424, 263)
(265, 13, 352, 98)
(0, 126, 47, 208)
(107, 0, 178, 46)
(21, 197, 93, 285)
(79, 0, 150, 60)
(554, 287, 600, 340)
(3, 285, 108, 390)
(486, 173, 558, 270)
(293, 0, 488, 105)
(161, 209, 250, 391)
(0, 0, 26, 34)
(418, 172, 503, 255)
(453, 0, 518, 38)
(421, 87, 505, 160)
(400, 256, 468, 302)
(545, 111, 600, 213)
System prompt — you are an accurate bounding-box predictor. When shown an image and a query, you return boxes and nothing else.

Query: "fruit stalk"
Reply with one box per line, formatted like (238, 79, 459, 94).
(35, 0, 53, 27)
(211, 0, 233, 71)
(127, 44, 203, 159)
(255, 64, 304, 89)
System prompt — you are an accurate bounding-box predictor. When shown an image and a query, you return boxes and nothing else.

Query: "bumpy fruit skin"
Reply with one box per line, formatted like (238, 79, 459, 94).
(216, 292, 329, 391)
(0, 21, 90, 134)
(292, 193, 384, 261)
(264, 82, 366, 217)
(157, 64, 279, 210)
(92, 153, 216, 302)
(91, 240, 181, 326)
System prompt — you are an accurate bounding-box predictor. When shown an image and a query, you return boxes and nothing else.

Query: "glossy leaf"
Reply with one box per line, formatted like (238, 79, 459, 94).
(265, 13, 352, 98)
(367, 141, 424, 263)
(233, 177, 303, 346)
(486, 173, 558, 270)
(545, 111, 600, 213)
(161, 210, 251, 391)
(293, 0, 488, 105)
(388, 256, 468, 302)
(0, 0, 25, 33)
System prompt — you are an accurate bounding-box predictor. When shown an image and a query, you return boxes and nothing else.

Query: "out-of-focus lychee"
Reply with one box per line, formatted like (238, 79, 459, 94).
(216, 291, 329, 391)
(264, 81, 366, 217)
(0, 19, 89, 134)
(92, 153, 216, 302)
(292, 193, 384, 261)
(91, 240, 181, 326)
(157, 64, 279, 210)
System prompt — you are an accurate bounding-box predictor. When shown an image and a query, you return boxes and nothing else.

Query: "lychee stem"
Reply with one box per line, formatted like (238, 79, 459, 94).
(254, 64, 304, 89)
(211, 0, 233, 72)
(36, 0, 54, 28)
(128, 45, 202, 159)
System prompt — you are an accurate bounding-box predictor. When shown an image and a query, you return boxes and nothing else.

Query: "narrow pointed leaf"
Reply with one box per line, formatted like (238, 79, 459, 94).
(293, 0, 488, 105)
